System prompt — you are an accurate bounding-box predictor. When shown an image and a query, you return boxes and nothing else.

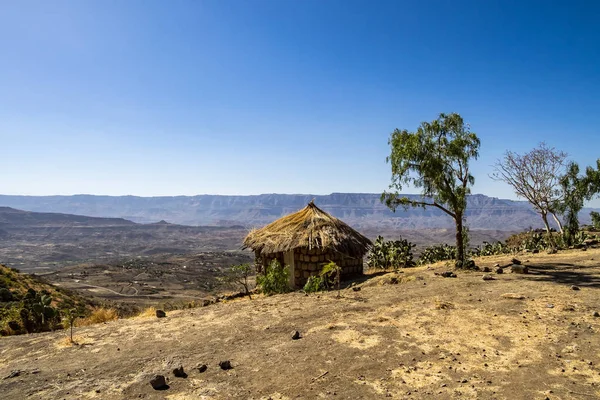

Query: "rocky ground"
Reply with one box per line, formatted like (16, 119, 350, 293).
(1, 248, 600, 399)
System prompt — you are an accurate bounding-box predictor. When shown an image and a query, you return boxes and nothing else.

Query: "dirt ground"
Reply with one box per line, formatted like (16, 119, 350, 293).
(1, 248, 600, 399)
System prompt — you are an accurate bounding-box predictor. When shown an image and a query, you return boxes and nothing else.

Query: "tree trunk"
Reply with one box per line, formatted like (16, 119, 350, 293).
(550, 212, 564, 234)
(541, 212, 551, 233)
(455, 215, 464, 268)
(541, 212, 556, 246)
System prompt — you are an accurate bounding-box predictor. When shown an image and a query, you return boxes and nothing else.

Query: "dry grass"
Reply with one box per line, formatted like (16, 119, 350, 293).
(243, 200, 372, 258)
(134, 307, 157, 318)
(434, 297, 454, 309)
(77, 307, 119, 326)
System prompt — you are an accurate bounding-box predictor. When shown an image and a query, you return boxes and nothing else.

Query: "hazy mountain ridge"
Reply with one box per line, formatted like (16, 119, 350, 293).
(0, 193, 597, 231)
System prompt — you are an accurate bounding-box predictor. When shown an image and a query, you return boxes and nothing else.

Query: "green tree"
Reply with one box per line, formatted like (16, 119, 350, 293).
(555, 159, 600, 244)
(382, 113, 480, 268)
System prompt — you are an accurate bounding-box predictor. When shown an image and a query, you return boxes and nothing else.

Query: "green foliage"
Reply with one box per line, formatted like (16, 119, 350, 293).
(470, 241, 510, 257)
(303, 275, 325, 293)
(591, 211, 600, 230)
(17, 289, 60, 333)
(367, 235, 416, 270)
(418, 244, 457, 265)
(382, 113, 480, 267)
(321, 261, 342, 297)
(256, 259, 290, 296)
(0, 288, 14, 302)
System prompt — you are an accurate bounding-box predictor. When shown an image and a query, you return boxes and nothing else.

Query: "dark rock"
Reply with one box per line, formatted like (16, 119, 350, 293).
(511, 258, 521, 265)
(197, 364, 208, 373)
(389, 277, 399, 284)
(7, 321, 21, 331)
(482, 267, 491, 273)
(149, 375, 168, 390)
(441, 271, 457, 278)
(291, 330, 301, 340)
(532, 249, 540, 254)
(482, 275, 495, 281)
(495, 267, 504, 274)
(172, 366, 187, 378)
(156, 310, 166, 318)
(511, 265, 528, 274)
(219, 360, 232, 370)
(4, 370, 22, 379)
(593, 311, 600, 318)
(352, 286, 361, 292)
(571, 285, 581, 291)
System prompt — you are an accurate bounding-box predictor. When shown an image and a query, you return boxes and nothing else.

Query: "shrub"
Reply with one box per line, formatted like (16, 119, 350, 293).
(367, 235, 416, 270)
(303, 275, 325, 293)
(77, 307, 118, 326)
(256, 259, 290, 296)
(470, 241, 510, 257)
(418, 244, 456, 265)
(223, 263, 254, 299)
(321, 261, 342, 297)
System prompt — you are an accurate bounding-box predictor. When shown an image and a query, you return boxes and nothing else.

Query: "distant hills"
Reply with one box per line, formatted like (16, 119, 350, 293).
(1, 193, 598, 231)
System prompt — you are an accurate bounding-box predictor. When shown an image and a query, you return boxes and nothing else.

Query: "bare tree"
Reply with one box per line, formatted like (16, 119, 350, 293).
(491, 142, 567, 234)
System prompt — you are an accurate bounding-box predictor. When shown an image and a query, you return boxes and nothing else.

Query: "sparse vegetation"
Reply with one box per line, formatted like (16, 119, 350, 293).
(303, 275, 325, 293)
(320, 261, 342, 297)
(223, 263, 254, 299)
(256, 259, 290, 295)
(491, 142, 567, 235)
(77, 307, 119, 326)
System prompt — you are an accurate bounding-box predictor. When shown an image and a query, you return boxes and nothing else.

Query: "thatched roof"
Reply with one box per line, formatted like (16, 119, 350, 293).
(243, 201, 372, 257)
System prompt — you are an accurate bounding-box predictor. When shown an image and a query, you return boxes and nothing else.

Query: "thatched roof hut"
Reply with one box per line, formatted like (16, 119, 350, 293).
(243, 201, 372, 288)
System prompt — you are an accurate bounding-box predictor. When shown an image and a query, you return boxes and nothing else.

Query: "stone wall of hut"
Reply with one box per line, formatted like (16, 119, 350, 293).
(292, 247, 363, 288)
(256, 248, 364, 288)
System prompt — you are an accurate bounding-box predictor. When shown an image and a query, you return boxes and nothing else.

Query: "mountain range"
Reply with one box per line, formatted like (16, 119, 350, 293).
(1, 193, 598, 231)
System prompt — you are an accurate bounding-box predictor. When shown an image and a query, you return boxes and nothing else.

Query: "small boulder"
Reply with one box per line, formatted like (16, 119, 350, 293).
(149, 375, 167, 390)
(511, 258, 522, 265)
(352, 286, 361, 292)
(172, 366, 187, 378)
(219, 360, 233, 370)
(197, 364, 208, 373)
(291, 330, 301, 340)
(532, 249, 540, 254)
(156, 310, 166, 318)
(482, 275, 495, 281)
(511, 265, 528, 274)
(495, 267, 504, 274)
(482, 267, 491, 273)
(547, 248, 558, 255)
(441, 271, 457, 278)
(593, 311, 600, 318)
(571, 285, 581, 291)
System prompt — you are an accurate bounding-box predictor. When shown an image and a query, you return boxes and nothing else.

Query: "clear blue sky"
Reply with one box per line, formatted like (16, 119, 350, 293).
(1, 0, 599, 205)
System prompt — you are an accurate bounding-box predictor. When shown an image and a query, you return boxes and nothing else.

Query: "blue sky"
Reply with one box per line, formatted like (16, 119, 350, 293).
(1, 0, 599, 205)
